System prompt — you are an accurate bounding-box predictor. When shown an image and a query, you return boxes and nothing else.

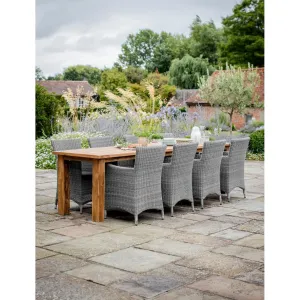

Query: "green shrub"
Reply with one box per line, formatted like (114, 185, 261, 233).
(159, 84, 177, 101)
(35, 132, 104, 169)
(249, 129, 264, 153)
(36, 84, 65, 138)
(246, 152, 264, 161)
(252, 120, 264, 128)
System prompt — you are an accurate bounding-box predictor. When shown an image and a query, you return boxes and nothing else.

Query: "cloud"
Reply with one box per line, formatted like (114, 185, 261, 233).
(36, 0, 238, 76)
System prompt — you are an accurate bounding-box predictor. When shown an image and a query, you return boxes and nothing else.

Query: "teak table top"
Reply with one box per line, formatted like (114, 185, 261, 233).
(53, 144, 230, 161)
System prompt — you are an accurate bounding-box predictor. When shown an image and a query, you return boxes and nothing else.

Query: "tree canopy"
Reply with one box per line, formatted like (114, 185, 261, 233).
(219, 0, 264, 67)
(62, 65, 102, 85)
(35, 66, 45, 81)
(169, 55, 215, 89)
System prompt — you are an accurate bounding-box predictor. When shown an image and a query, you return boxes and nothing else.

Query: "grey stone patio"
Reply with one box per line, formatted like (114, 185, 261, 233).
(36, 161, 264, 300)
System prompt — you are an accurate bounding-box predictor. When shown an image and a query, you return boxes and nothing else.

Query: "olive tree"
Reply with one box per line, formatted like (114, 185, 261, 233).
(198, 64, 262, 135)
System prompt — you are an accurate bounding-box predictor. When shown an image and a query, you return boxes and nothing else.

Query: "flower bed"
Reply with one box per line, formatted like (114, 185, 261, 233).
(35, 132, 104, 169)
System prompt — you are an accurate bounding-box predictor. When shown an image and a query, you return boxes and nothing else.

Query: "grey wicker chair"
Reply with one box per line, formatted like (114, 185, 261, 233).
(88, 136, 114, 148)
(105, 145, 167, 225)
(161, 143, 198, 216)
(51, 139, 92, 213)
(124, 134, 138, 144)
(220, 137, 250, 201)
(192, 140, 226, 209)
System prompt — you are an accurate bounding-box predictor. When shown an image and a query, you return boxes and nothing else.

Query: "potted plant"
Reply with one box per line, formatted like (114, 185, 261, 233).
(151, 133, 163, 144)
(136, 131, 150, 146)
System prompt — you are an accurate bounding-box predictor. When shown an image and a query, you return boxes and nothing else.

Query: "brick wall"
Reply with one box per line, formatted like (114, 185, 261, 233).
(188, 106, 264, 129)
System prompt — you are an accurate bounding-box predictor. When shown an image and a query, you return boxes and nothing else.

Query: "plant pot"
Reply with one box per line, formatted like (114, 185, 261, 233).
(152, 139, 162, 145)
(138, 137, 148, 146)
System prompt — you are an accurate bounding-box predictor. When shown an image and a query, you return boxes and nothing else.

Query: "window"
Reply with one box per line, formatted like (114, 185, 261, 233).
(245, 114, 253, 125)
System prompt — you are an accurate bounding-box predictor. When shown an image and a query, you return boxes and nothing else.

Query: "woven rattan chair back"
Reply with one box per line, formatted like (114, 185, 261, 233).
(88, 136, 114, 148)
(51, 139, 81, 152)
(228, 137, 250, 162)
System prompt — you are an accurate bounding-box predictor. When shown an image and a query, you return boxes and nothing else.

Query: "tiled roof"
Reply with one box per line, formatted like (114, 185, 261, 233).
(36, 80, 95, 96)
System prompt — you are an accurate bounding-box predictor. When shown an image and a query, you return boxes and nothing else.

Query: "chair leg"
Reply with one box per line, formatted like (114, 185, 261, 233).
(104, 210, 107, 219)
(134, 214, 138, 226)
(242, 188, 246, 198)
(170, 206, 174, 217)
(191, 200, 195, 212)
(201, 198, 204, 209)
(161, 209, 164, 220)
(219, 194, 223, 205)
(79, 205, 83, 214)
(228, 193, 231, 202)
(55, 197, 58, 209)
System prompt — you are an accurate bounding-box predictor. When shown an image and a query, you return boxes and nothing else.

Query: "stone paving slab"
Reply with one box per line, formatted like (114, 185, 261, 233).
(213, 245, 264, 263)
(112, 224, 176, 241)
(153, 287, 230, 300)
(36, 273, 143, 300)
(136, 238, 212, 257)
(179, 213, 211, 222)
(188, 275, 264, 300)
(211, 229, 252, 240)
(234, 268, 264, 286)
(36, 202, 78, 215)
(234, 220, 264, 233)
(45, 232, 146, 259)
(210, 215, 250, 225)
(112, 264, 207, 299)
(196, 207, 238, 217)
(36, 218, 85, 230)
(169, 232, 233, 248)
(51, 223, 110, 237)
(36, 254, 88, 279)
(176, 251, 262, 277)
(36, 181, 57, 190)
(36, 229, 73, 247)
(226, 199, 264, 212)
(66, 263, 132, 285)
(226, 210, 264, 220)
(36, 212, 63, 223)
(36, 188, 57, 198)
(141, 216, 198, 229)
(36, 247, 58, 260)
(178, 220, 235, 235)
(234, 234, 264, 248)
(36, 195, 55, 206)
(90, 248, 180, 273)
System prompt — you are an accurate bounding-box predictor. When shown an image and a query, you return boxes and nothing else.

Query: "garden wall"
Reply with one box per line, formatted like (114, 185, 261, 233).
(188, 105, 264, 129)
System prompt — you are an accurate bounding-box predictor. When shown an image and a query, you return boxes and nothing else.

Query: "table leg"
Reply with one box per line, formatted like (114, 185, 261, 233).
(57, 155, 70, 215)
(92, 159, 105, 222)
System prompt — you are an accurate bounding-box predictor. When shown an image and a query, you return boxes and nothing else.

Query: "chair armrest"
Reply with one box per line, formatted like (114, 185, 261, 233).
(106, 163, 135, 178)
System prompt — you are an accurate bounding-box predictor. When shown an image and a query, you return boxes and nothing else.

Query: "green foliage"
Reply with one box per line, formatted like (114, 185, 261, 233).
(47, 73, 63, 80)
(252, 120, 264, 127)
(35, 84, 64, 138)
(118, 29, 160, 69)
(159, 85, 177, 101)
(128, 83, 148, 101)
(63, 65, 102, 85)
(249, 129, 264, 153)
(35, 132, 104, 169)
(124, 66, 147, 84)
(142, 72, 169, 89)
(36, 66, 45, 81)
(246, 151, 264, 161)
(219, 0, 264, 67)
(98, 68, 128, 101)
(189, 16, 223, 64)
(169, 55, 215, 89)
(151, 133, 164, 140)
(199, 64, 262, 134)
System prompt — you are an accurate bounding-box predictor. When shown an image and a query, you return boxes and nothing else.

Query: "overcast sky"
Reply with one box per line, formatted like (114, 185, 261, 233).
(36, 0, 238, 76)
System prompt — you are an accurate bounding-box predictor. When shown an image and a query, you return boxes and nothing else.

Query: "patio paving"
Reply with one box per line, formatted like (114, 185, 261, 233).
(35, 160, 264, 299)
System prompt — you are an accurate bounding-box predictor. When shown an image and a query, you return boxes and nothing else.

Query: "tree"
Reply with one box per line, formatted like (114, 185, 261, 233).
(118, 29, 160, 69)
(62, 65, 102, 85)
(198, 64, 262, 135)
(47, 73, 63, 80)
(123, 66, 148, 84)
(189, 16, 223, 64)
(219, 0, 264, 67)
(35, 66, 45, 81)
(169, 55, 215, 89)
(98, 68, 128, 101)
(35, 84, 64, 138)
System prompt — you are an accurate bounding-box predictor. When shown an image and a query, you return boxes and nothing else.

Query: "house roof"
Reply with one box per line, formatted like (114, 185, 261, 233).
(169, 67, 264, 107)
(36, 80, 95, 96)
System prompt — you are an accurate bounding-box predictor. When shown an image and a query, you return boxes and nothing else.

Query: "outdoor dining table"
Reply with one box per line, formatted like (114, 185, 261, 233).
(53, 143, 230, 222)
